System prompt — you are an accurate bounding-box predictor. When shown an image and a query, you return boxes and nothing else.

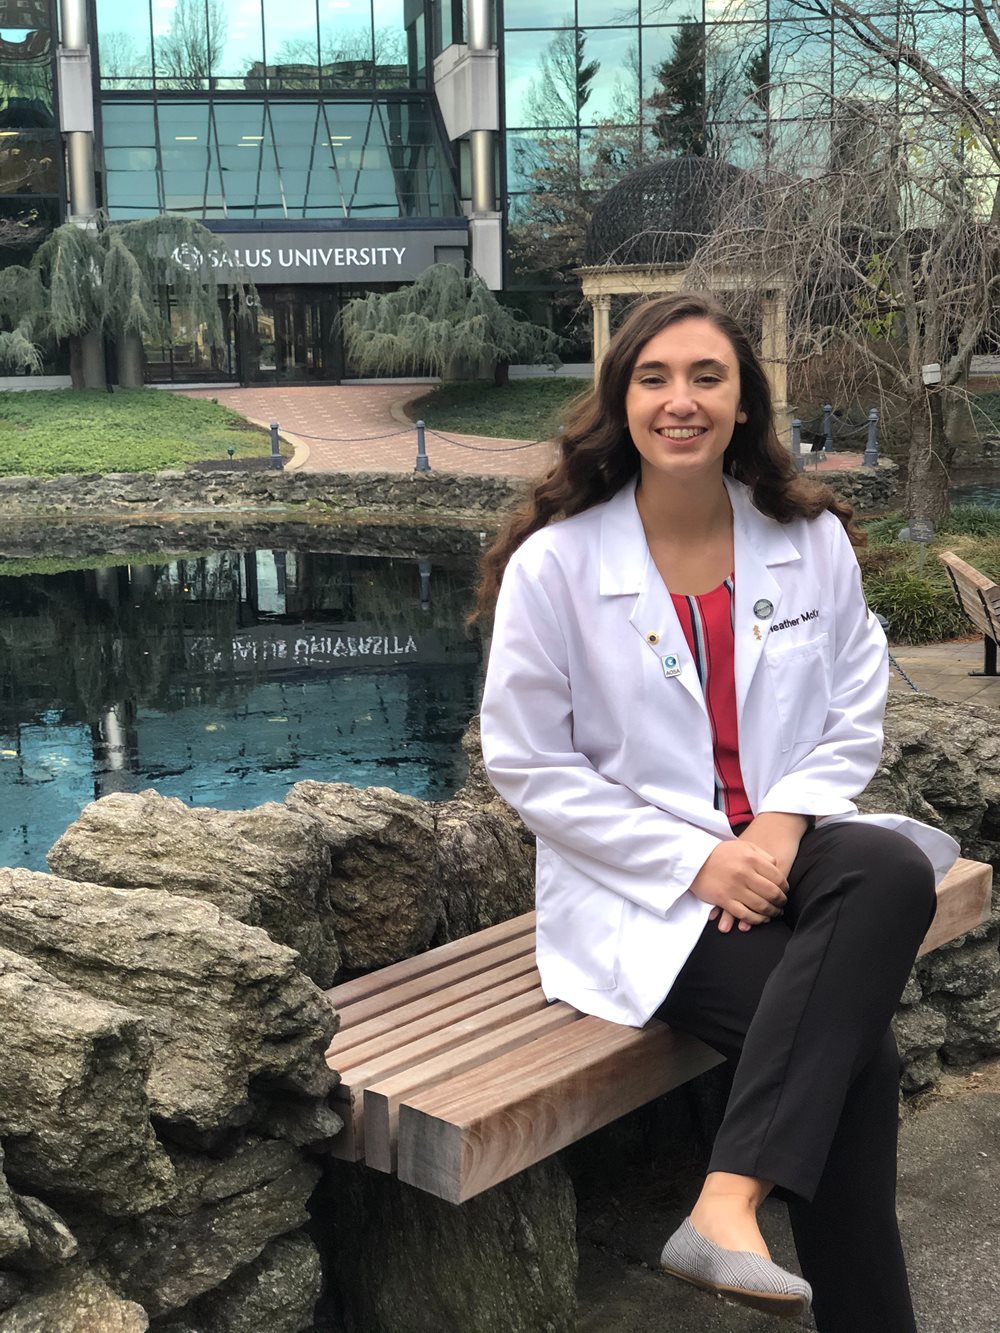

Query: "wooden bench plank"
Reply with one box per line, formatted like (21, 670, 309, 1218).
(396, 1019, 723, 1203)
(393, 856, 993, 1202)
(918, 857, 992, 957)
(325, 934, 537, 1052)
(326, 964, 544, 1159)
(325, 912, 535, 1009)
(363, 999, 582, 1174)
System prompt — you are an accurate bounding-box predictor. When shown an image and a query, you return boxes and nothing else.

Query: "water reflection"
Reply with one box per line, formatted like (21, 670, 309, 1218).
(0, 548, 482, 870)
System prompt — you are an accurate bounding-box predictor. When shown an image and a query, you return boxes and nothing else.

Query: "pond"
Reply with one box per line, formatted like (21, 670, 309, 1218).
(0, 547, 482, 872)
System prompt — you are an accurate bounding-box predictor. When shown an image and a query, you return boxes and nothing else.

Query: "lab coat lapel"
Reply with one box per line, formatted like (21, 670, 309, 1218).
(600, 481, 707, 714)
(727, 478, 800, 720)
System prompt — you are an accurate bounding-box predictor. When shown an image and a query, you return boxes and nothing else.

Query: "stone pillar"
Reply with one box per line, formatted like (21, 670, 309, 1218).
(761, 291, 791, 445)
(591, 295, 612, 374)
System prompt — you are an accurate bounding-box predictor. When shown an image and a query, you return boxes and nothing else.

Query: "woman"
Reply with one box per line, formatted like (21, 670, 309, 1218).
(475, 293, 958, 1330)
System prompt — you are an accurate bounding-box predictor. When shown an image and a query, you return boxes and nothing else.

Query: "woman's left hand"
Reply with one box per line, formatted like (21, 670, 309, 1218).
(709, 813, 811, 933)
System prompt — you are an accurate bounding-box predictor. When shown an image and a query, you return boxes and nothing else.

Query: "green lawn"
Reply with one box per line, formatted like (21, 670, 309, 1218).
(407, 377, 588, 440)
(0, 389, 283, 476)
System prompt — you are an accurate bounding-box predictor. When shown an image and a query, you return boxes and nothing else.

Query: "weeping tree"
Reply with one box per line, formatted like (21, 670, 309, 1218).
(0, 215, 246, 388)
(340, 264, 562, 384)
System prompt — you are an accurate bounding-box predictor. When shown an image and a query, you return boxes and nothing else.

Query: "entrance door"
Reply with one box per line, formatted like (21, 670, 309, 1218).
(243, 286, 342, 383)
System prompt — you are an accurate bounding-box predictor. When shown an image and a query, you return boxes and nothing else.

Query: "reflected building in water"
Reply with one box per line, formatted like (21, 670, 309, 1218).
(0, 549, 481, 870)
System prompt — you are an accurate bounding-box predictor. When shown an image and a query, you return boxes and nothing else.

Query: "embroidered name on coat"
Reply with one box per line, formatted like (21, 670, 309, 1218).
(769, 609, 820, 633)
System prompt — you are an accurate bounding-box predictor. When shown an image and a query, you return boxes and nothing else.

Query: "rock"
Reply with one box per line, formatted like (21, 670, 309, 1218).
(160, 1232, 322, 1333)
(322, 1156, 577, 1333)
(936, 990, 1000, 1065)
(870, 695, 1000, 866)
(4, 1198, 77, 1272)
(48, 793, 341, 987)
(0, 944, 173, 1216)
(920, 929, 1000, 1000)
(434, 802, 534, 941)
(0, 871, 337, 1141)
(0, 1160, 30, 1262)
(0, 1275, 25, 1315)
(893, 1002, 948, 1093)
(99, 1141, 321, 1318)
(0, 1266, 148, 1332)
(285, 782, 441, 970)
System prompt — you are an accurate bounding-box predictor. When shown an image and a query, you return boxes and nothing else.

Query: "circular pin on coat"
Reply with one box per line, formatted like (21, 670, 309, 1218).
(753, 599, 774, 619)
(662, 653, 681, 679)
(646, 631, 660, 645)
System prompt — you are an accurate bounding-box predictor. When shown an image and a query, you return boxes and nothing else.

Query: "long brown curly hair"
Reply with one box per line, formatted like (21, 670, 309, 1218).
(473, 291, 860, 621)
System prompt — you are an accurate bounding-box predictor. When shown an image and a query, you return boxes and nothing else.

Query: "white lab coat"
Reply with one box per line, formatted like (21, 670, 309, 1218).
(480, 476, 959, 1028)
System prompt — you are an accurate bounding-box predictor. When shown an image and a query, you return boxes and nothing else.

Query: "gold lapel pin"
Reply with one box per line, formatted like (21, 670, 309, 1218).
(646, 631, 660, 645)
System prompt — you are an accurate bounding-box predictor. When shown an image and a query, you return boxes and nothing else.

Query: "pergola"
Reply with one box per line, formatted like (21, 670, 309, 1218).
(578, 156, 791, 436)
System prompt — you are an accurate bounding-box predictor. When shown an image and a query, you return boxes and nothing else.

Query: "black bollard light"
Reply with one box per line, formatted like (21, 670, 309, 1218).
(270, 422, 283, 470)
(863, 408, 879, 467)
(415, 420, 431, 472)
(791, 417, 804, 473)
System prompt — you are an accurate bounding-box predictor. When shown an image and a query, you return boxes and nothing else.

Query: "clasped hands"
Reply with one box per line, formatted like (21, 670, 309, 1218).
(689, 812, 810, 934)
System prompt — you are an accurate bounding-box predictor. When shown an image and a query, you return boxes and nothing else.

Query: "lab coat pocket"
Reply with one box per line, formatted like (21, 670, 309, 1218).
(765, 633, 831, 752)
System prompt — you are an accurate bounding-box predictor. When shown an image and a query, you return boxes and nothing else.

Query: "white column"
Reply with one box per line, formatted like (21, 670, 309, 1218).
(591, 295, 612, 372)
(59, 0, 98, 222)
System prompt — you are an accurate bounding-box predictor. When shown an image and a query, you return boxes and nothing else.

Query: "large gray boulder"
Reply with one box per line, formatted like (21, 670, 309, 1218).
(284, 782, 441, 970)
(0, 1266, 149, 1332)
(0, 945, 173, 1215)
(322, 1156, 577, 1333)
(98, 1141, 320, 1318)
(48, 793, 341, 987)
(0, 871, 338, 1141)
(154, 1231, 322, 1333)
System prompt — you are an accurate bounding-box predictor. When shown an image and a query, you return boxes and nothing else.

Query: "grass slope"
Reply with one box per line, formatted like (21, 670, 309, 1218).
(0, 389, 277, 476)
(407, 378, 586, 440)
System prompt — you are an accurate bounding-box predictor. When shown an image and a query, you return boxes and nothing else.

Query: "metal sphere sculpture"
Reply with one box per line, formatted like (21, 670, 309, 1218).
(585, 154, 746, 268)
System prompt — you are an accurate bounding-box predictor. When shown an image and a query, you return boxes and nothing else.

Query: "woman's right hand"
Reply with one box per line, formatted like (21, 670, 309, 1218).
(689, 842, 788, 934)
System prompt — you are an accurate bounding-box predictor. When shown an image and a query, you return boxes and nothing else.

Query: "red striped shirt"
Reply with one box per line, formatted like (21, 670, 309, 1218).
(670, 577, 753, 829)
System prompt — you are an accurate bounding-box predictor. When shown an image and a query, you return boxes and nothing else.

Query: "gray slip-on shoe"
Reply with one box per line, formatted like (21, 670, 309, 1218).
(660, 1217, 813, 1318)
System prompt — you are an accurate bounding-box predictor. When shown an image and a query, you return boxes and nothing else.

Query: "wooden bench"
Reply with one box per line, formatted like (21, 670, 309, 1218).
(940, 550, 1000, 677)
(324, 857, 993, 1205)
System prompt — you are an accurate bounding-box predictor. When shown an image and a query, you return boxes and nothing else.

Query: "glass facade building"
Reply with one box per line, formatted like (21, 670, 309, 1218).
(0, 0, 61, 247)
(27, 1, 998, 380)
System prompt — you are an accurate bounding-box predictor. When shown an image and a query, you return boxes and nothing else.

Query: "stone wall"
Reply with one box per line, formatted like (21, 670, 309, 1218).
(0, 693, 994, 1329)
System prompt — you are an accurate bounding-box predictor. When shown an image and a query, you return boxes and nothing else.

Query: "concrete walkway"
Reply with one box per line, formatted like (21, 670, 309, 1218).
(888, 639, 1000, 707)
(576, 1062, 1000, 1332)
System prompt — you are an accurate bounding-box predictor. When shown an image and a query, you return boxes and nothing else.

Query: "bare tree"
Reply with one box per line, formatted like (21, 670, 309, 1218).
(155, 0, 227, 90)
(682, 102, 1000, 523)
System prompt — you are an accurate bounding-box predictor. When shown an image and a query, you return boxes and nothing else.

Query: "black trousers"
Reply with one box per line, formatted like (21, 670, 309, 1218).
(656, 821, 937, 1333)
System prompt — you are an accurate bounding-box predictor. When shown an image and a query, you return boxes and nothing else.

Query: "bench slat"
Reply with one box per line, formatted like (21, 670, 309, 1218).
(326, 953, 539, 1063)
(363, 999, 582, 1174)
(396, 1019, 723, 1203)
(325, 912, 535, 1010)
(917, 857, 992, 956)
(325, 933, 536, 1050)
(331, 968, 543, 1075)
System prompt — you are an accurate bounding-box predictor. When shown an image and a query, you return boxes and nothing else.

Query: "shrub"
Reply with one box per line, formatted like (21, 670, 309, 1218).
(862, 568, 968, 644)
(938, 505, 1000, 539)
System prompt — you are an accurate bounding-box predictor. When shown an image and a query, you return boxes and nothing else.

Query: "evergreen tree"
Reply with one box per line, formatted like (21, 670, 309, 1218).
(340, 264, 561, 382)
(647, 21, 710, 156)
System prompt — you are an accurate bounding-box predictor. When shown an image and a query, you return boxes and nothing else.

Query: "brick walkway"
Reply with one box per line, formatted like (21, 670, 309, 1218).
(178, 384, 557, 479)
